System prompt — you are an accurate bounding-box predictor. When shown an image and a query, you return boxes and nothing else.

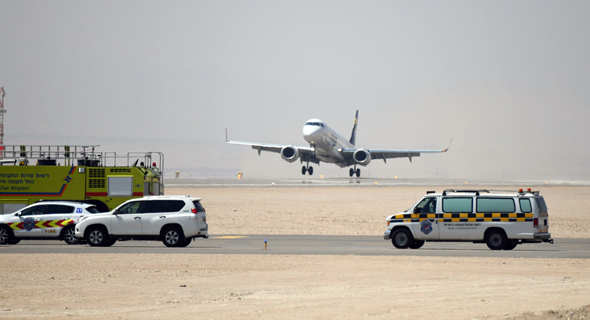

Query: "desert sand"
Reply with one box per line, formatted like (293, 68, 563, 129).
(0, 185, 588, 319)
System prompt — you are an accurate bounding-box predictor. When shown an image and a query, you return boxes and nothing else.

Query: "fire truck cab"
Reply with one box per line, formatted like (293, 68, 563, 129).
(0, 145, 164, 214)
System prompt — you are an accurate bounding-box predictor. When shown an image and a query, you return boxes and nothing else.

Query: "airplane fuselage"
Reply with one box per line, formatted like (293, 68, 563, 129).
(302, 119, 352, 166)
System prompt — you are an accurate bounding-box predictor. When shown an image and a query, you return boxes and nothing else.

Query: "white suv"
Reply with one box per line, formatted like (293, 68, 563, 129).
(0, 202, 99, 245)
(75, 195, 208, 247)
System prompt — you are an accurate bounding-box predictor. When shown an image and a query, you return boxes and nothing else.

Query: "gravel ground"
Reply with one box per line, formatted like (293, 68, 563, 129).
(0, 185, 588, 319)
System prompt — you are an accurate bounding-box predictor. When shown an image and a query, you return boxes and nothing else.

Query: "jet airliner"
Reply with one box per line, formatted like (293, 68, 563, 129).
(226, 111, 450, 177)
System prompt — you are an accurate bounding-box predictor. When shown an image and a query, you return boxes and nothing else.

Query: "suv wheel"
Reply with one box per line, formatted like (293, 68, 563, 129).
(486, 229, 508, 250)
(86, 226, 109, 247)
(62, 226, 79, 245)
(0, 226, 12, 245)
(391, 228, 414, 249)
(162, 226, 186, 247)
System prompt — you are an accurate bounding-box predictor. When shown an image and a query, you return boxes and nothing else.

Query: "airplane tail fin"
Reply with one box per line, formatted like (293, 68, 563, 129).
(349, 110, 358, 146)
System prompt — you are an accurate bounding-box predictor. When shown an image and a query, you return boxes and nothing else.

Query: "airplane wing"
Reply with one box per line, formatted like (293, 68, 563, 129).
(226, 140, 314, 155)
(340, 139, 452, 163)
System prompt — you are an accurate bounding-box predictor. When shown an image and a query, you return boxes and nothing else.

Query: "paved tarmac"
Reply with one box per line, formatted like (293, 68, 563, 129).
(1, 236, 588, 258)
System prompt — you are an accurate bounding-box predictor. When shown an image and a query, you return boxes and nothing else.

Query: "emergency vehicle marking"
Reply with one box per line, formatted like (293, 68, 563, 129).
(390, 213, 533, 224)
(420, 220, 433, 234)
(7, 219, 74, 230)
(0, 166, 76, 197)
(23, 218, 35, 231)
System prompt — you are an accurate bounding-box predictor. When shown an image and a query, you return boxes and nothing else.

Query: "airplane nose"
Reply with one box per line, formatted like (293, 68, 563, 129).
(302, 125, 319, 138)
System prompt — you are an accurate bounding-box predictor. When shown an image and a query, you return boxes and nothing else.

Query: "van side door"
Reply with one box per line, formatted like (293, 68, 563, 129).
(439, 197, 475, 240)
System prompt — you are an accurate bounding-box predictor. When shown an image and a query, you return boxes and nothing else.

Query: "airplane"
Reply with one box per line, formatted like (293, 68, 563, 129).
(226, 110, 451, 177)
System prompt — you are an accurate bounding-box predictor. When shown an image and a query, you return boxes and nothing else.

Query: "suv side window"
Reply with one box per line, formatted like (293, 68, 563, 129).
(141, 200, 165, 213)
(139, 200, 185, 213)
(164, 200, 185, 212)
(44, 205, 75, 214)
(118, 202, 141, 214)
(193, 201, 205, 212)
(414, 198, 437, 213)
(442, 197, 473, 213)
(476, 198, 515, 213)
(86, 206, 99, 214)
(20, 205, 47, 216)
(519, 199, 532, 213)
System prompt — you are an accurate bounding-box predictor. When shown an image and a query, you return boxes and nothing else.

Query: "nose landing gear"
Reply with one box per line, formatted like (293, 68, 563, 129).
(349, 166, 361, 178)
(301, 165, 314, 175)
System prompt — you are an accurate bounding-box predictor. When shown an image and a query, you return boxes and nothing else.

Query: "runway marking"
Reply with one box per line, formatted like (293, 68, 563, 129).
(212, 236, 249, 239)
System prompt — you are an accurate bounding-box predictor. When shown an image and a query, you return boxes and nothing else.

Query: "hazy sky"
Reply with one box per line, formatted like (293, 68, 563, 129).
(1, 1, 589, 181)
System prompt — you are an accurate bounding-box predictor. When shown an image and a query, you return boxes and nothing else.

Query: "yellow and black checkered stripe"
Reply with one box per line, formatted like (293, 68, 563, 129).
(389, 213, 534, 223)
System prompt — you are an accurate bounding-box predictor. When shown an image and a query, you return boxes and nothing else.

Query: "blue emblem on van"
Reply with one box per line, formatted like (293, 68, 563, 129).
(24, 218, 35, 231)
(76, 208, 83, 213)
(420, 220, 433, 235)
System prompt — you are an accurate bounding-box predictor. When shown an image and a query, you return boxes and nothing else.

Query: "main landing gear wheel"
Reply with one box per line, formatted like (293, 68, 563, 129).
(301, 166, 313, 175)
(349, 168, 361, 177)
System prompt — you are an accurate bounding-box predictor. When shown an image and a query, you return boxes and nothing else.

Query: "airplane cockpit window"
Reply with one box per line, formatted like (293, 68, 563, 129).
(305, 122, 324, 127)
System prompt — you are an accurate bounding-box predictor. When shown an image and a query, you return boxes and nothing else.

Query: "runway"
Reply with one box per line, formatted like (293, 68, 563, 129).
(2, 236, 588, 258)
(163, 177, 590, 188)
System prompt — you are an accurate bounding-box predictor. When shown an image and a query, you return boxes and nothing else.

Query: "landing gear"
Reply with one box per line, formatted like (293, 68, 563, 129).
(349, 166, 361, 177)
(301, 165, 313, 175)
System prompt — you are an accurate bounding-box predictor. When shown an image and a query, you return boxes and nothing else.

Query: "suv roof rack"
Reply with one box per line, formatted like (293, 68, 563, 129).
(442, 189, 490, 196)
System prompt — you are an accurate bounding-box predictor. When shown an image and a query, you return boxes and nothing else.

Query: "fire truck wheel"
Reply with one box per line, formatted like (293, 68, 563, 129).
(62, 226, 80, 245)
(87, 226, 109, 247)
(162, 226, 186, 247)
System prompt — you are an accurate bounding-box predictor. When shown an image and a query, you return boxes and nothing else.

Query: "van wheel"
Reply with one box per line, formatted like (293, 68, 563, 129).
(409, 240, 425, 249)
(391, 228, 414, 249)
(503, 241, 518, 250)
(62, 226, 80, 245)
(162, 226, 186, 247)
(486, 229, 508, 250)
(86, 226, 109, 247)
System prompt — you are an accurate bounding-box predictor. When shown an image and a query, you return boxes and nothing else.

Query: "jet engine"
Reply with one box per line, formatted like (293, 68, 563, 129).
(281, 146, 299, 163)
(352, 149, 372, 165)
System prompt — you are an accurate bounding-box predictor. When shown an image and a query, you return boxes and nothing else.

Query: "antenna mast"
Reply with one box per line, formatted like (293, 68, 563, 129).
(0, 87, 5, 146)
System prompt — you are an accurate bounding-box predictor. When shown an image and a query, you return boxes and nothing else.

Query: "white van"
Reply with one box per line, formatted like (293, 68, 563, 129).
(383, 189, 552, 250)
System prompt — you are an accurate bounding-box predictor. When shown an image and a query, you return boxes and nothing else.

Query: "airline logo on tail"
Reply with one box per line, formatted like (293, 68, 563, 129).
(349, 110, 358, 146)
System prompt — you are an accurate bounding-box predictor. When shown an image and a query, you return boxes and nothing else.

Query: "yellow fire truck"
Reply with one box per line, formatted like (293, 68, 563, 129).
(0, 145, 164, 214)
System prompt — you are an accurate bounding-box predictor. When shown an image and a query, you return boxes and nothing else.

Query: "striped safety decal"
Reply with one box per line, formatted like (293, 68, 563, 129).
(389, 213, 534, 223)
(7, 219, 74, 230)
